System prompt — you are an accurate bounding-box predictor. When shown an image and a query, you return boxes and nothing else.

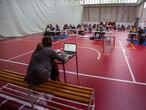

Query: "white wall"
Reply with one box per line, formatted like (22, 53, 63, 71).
(137, 2, 146, 28)
(0, 0, 83, 37)
(142, 8, 146, 27)
(83, 5, 137, 25)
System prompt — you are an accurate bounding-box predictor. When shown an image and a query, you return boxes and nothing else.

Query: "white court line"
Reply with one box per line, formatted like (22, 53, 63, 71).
(22, 39, 40, 43)
(0, 59, 28, 66)
(119, 41, 136, 82)
(1, 38, 93, 61)
(59, 70, 146, 86)
(79, 45, 101, 60)
(0, 38, 22, 44)
(5, 37, 71, 60)
(0, 99, 8, 106)
(7, 50, 34, 60)
(0, 58, 145, 86)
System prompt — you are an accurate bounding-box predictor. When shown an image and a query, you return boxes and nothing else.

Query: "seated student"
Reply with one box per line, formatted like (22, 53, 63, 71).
(25, 36, 65, 85)
(59, 29, 68, 39)
(49, 24, 55, 31)
(117, 24, 121, 31)
(45, 24, 50, 31)
(53, 24, 61, 40)
(78, 25, 85, 35)
(127, 25, 130, 30)
(121, 24, 125, 31)
(144, 27, 146, 34)
(98, 26, 105, 39)
(130, 25, 136, 32)
(55, 24, 60, 31)
(138, 28, 145, 44)
(129, 25, 137, 41)
(44, 25, 51, 36)
(88, 24, 92, 33)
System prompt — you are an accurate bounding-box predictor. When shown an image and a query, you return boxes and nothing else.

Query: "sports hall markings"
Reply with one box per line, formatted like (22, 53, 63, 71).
(0, 37, 142, 85)
(0, 59, 28, 66)
(119, 41, 136, 82)
(59, 70, 146, 86)
(129, 42, 136, 49)
(22, 39, 40, 43)
(78, 45, 101, 60)
(0, 59, 146, 86)
(2, 37, 100, 61)
(0, 38, 22, 44)
(1, 37, 72, 61)
(7, 50, 34, 60)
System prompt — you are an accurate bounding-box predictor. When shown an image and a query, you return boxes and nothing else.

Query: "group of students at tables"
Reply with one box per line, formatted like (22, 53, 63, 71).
(117, 24, 126, 31)
(75, 23, 115, 38)
(128, 26, 146, 45)
(44, 23, 115, 41)
(44, 24, 68, 41)
(90, 23, 114, 39)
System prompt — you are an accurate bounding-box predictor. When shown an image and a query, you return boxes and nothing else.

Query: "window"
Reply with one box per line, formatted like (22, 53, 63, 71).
(78, 0, 137, 5)
(144, 2, 146, 8)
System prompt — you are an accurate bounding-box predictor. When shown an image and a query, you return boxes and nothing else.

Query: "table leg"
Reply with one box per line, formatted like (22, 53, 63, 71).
(62, 64, 66, 83)
(76, 54, 80, 85)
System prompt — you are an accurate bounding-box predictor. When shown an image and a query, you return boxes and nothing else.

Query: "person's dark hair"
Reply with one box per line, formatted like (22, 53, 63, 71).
(35, 43, 43, 52)
(42, 36, 52, 47)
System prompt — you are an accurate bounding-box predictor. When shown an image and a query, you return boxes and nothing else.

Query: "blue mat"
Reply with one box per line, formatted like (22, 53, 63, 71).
(127, 39, 146, 46)
(133, 40, 139, 45)
(142, 41, 146, 46)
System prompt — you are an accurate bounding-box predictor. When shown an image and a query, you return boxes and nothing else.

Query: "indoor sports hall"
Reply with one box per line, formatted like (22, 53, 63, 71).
(0, 0, 146, 110)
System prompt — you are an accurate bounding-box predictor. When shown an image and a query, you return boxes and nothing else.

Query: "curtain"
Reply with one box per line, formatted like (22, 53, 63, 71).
(0, 0, 83, 37)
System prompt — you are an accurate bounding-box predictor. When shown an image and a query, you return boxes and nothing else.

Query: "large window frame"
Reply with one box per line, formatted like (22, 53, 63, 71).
(78, 0, 137, 5)
(144, 2, 146, 8)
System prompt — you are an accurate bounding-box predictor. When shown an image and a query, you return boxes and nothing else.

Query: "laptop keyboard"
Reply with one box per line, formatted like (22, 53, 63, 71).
(64, 52, 75, 55)
(58, 52, 75, 60)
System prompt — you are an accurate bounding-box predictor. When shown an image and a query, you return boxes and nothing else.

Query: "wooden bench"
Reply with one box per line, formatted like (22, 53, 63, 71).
(0, 69, 95, 110)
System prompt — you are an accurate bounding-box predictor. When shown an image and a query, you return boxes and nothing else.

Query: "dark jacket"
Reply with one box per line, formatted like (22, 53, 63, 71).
(25, 47, 65, 85)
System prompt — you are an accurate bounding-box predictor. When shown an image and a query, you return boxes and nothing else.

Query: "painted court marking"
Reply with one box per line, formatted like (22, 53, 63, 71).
(3, 37, 72, 60)
(0, 58, 146, 86)
(7, 50, 34, 60)
(0, 37, 144, 86)
(79, 45, 101, 60)
(0, 59, 28, 66)
(130, 42, 136, 49)
(119, 41, 136, 82)
(4, 37, 100, 61)
(59, 70, 146, 86)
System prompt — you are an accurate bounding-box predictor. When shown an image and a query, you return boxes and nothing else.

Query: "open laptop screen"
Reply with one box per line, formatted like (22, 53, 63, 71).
(64, 43, 77, 53)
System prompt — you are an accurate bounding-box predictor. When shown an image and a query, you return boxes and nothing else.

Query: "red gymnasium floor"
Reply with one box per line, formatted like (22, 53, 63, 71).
(0, 31, 146, 110)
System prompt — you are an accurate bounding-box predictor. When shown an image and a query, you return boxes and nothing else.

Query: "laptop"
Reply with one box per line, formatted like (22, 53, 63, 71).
(63, 43, 77, 57)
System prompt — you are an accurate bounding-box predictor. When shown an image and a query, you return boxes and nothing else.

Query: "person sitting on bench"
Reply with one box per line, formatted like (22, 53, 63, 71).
(25, 36, 65, 85)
